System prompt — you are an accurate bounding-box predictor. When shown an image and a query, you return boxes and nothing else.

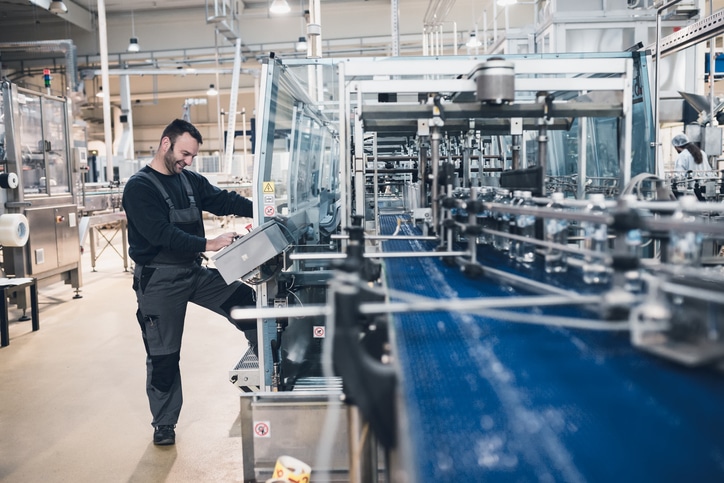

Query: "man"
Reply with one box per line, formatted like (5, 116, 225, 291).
(122, 119, 256, 446)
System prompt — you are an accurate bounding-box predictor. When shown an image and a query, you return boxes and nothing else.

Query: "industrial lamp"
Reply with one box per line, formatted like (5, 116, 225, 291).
(127, 11, 140, 52)
(466, 32, 482, 48)
(49, 0, 68, 14)
(270, 0, 291, 14)
(127, 37, 140, 53)
(295, 36, 308, 52)
(206, 84, 218, 96)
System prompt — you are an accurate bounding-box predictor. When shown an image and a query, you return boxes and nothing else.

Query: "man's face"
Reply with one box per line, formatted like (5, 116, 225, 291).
(161, 132, 199, 174)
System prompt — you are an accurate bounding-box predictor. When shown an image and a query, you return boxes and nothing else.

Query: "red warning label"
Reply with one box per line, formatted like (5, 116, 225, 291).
(253, 421, 270, 438)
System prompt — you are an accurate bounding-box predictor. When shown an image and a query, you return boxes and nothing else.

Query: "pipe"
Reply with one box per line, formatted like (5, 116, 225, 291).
(98, 0, 114, 184)
(511, 134, 521, 170)
(536, 91, 549, 194)
(430, 127, 441, 230)
(653, 0, 683, 177)
(0, 40, 80, 92)
(709, 0, 717, 127)
(89, 68, 260, 76)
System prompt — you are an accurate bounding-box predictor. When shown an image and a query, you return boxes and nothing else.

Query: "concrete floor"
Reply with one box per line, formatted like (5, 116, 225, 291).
(0, 222, 251, 482)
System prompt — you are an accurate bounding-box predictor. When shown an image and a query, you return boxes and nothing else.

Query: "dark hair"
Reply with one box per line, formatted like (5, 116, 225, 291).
(684, 143, 704, 165)
(160, 119, 203, 146)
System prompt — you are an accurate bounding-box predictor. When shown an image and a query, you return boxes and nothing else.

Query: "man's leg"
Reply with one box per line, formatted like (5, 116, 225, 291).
(189, 266, 257, 348)
(134, 264, 194, 440)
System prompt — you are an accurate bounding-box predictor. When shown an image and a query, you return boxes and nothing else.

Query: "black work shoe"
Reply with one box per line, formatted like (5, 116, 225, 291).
(153, 425, 176, 445)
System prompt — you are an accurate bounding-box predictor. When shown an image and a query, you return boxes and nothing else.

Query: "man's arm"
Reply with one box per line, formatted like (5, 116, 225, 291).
(187, 171, 253, 218)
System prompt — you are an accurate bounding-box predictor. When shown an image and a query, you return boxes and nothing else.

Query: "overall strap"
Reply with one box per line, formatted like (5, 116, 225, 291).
(135, 170, 197, 208)
(135, 171, 175, 210)
(179, 171, 197, 207)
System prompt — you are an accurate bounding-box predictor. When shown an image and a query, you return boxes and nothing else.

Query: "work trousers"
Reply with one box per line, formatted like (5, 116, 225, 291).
(133, 261, 256, 427)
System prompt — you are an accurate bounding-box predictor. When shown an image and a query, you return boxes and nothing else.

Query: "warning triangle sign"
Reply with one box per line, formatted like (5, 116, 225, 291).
(263, 182, 275, 193)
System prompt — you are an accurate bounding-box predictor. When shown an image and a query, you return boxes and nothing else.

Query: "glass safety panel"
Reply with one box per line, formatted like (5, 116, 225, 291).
(16, 92, 46, 195)
(15, 91, 71, 197)
(42, 97, 70, 195)
(254, 59, 340, 237)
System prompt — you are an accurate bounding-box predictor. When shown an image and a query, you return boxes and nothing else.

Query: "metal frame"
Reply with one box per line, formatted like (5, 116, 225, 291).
(338, 54, 638, 226)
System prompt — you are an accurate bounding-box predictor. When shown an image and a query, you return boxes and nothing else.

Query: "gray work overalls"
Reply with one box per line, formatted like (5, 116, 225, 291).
(132, 170, 256, 427)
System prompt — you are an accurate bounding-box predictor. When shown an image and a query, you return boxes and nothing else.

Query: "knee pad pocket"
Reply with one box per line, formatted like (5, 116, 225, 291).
(150, 351, 180, 392)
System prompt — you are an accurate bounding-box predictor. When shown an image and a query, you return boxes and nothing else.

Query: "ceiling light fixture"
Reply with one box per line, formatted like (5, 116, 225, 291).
(496, 0, 517, 6)
(269, 0, 291, 14)
(49, 0, 68, 14)
(127, 10, 140, 52)
(207, 84, 218, 96)
(295, 36, 308, 52)
(96, 86, 105, 98)
(127, 37, 140, 53)
(466, 32, 482, 48)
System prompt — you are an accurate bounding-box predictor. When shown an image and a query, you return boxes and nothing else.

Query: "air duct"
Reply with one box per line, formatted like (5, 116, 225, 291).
(0, 39, 81, 93)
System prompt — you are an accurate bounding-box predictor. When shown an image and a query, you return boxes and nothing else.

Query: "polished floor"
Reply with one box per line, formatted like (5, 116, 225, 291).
(0, 222, 251, 482)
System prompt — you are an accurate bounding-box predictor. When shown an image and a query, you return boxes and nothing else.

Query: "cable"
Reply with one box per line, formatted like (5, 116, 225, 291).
(241, 256, 283, 286)
(272, 215, 297, 243)
(286, 289, 305, 316)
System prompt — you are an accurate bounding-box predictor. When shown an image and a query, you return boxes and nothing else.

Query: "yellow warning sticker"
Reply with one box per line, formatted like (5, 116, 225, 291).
(263, 182, 275, 194)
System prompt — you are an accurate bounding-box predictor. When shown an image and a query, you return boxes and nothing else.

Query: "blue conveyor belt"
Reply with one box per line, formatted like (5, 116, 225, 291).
(380, 215, 724, 482)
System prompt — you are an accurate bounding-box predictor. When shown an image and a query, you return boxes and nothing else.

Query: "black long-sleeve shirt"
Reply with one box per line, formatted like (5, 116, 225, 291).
(122, 166, 253, 265)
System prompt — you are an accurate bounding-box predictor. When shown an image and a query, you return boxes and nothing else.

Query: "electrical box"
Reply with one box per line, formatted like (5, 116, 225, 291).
(73, 147, 88, 173)
(211, 220, 290, 284)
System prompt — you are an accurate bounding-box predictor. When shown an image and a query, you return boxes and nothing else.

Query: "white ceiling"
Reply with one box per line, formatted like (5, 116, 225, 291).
(2, 0, 722, 153)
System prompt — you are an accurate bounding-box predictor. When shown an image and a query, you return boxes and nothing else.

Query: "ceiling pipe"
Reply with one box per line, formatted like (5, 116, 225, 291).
(89, 86, 257, 103)
(86, 68, 260, 77)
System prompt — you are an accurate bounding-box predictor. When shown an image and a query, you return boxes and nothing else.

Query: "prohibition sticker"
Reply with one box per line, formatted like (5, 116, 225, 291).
(263, 182, 275, 194)
(313, 326, 325, 338)
(253, 421, 271, 438)
(263, 205, 276, 217)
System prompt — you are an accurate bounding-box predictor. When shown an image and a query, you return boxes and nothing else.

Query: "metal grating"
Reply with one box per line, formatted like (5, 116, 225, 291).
(233, 345, 259, 370)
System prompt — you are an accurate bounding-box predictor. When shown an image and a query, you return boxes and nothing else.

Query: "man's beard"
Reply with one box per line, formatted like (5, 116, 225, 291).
(163, 146, 182, 174)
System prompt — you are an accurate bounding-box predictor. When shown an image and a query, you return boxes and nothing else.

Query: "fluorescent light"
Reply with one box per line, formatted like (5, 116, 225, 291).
(127, 37, 140, 53)
(295, 36, 308, 52)
(497, 0, 517, 5)
(269, 0, 290, 14)
(206, 84, 218, 96)
(49, 0, 68, 14)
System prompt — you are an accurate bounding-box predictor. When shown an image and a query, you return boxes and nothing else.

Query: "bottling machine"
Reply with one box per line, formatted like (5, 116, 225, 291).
(0, 80, 83, 304)
(219, 52, 724, 482)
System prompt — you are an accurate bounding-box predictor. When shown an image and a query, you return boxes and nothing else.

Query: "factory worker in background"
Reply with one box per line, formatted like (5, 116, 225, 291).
(672, 133, 715, 176)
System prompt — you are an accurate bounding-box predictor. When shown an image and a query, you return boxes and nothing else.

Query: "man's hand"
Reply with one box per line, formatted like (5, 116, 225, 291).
(206, 232, 239, 252)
